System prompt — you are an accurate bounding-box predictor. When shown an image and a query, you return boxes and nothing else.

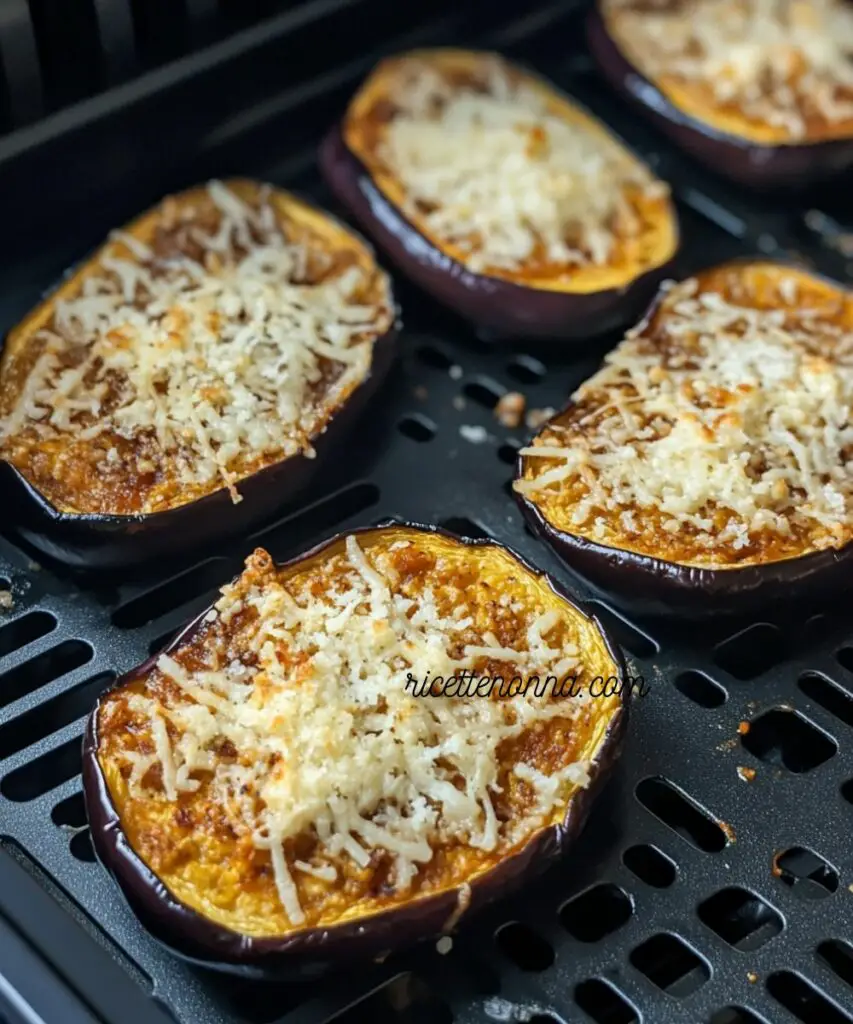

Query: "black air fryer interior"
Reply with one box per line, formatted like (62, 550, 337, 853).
(1, 2, 853, 1023)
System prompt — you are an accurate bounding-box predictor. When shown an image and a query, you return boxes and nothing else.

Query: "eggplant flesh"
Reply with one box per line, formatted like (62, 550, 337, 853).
(0, 180, 397, 569)
(515, 260, 853, 618)
(83, 523, 627, 974)
(588, 3, 853, 188)
(321, 48, 678, 341)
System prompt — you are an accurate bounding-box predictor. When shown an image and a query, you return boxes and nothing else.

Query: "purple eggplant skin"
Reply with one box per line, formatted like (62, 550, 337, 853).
(82, 521, 629, 979)
(0, 323, 397, 572)
(587, 8, 853, 190)
(320, 127, 676, 343)
(516, 452, 853, 621)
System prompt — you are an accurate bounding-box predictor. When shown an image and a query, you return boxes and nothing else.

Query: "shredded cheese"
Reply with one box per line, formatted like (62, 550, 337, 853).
(604, 0, 853, 140)
(105, 537, 603, 926)
(0, 181, 392, 513)
(375, 54, 667, 273)
(516, 267, 853, 565)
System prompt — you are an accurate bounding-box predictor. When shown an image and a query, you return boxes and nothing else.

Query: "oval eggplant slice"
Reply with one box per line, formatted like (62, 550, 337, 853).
(83, 523, 627, 974)
(589, 0, 853, 189)
(0, 180, 397, 569)
(320, 48, 678, 341)
(515, 260, 853, 618)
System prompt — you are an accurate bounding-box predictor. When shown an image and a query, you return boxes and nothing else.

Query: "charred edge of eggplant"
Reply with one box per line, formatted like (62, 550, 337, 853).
(587, 8, 853, 189)
(0, 322, 398, 571)
(82, 521, 629, 976)
(320, 126, 675, 343)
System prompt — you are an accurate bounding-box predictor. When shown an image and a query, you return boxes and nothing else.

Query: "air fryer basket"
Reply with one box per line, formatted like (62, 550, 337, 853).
(1, 2, 853, 1023)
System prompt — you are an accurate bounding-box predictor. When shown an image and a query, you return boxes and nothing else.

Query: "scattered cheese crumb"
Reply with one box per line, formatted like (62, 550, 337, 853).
(460, 424, 489, 444)
(0, 591, 12, 612)
(495, 391, 526, 428)
(525, 406, 555, 429)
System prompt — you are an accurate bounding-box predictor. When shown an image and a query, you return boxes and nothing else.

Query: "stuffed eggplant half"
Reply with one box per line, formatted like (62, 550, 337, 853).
(0, 180, 396, 568)
(589, 0, 853, 188)
(83, 524, 627, 973)
(321, 48, 678, 341)
(515, 260, 853, 618)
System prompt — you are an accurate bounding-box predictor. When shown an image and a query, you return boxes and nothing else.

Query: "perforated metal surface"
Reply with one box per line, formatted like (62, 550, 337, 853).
(1, 2, 853, 1022)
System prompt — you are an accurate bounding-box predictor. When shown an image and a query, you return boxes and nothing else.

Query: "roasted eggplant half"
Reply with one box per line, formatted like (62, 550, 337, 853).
(83, 523, 627, 974)
(589, 0, 853, 188)
(321, 48, 678, 341)
(515, 260, 853, 618)
(0, 180, 396, 569)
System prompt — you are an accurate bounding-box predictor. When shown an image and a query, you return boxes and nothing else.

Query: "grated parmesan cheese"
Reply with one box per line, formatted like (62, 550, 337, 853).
(604, 0, 853, 141)
(103, 536, 608, 927)
(369, 53, 668, 274)
(516, 264, 853, 566)
(0, 181, 393, 514)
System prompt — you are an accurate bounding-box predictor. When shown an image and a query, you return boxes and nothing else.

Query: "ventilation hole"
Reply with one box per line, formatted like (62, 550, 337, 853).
(495, 922, 555, 971)
(574, 979, 638, 1024)
(397, 414, 436, 443)
(714, 624, 783, 680)
(836, 648, 853, 674)
(585, 602, 658, 658)
(507, 356, 546, 384)
(774, 848, 838, 899)
(415, 345, 453, 370)
(635, 777, 728, 852)
(498, 440, 521, 465)
(560, 884, 633, 942)
(622, 844, 677, 888)
(0, 640, 93, 710)
(741, 709, 836, 773)
(51, 791, 87, 829)
(709, 1009, 770, 1024)
(0, 671, 113, 759)
(766, 971, 853, 1024)
(629, 933, 710, 997)
(817, 940, 853, 989)
(0, 611, 56, 659)
(1, 734, 83, 800)
(69, 830, 96, 863)
(463, 377, 505, 409)
(698, 887, 783, 951)
(111, 557, 231, 629)
(251, 482, 380, 557)
(674, 670, 727, 708)
(439, 517, 490, 541)
(842, 779, 853, 804)
(799, 673, 853, 728)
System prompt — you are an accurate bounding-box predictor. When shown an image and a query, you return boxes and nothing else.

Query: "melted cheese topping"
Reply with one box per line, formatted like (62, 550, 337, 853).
(96, 531, 620, 936)
(0, 181, 393, 516)
(344, 50, 674, 286)
(603, 0, 853, 143)
(516, 262, 853, 568)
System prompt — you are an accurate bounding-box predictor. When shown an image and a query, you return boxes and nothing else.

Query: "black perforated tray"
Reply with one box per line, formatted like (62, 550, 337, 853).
(2, 2, 853, 1023)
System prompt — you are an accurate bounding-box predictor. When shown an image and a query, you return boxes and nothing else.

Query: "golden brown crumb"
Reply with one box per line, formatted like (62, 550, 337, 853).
(495, 391, 526, 429)
(525, 406, 555, 429)
(736, 766, 756, 782)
